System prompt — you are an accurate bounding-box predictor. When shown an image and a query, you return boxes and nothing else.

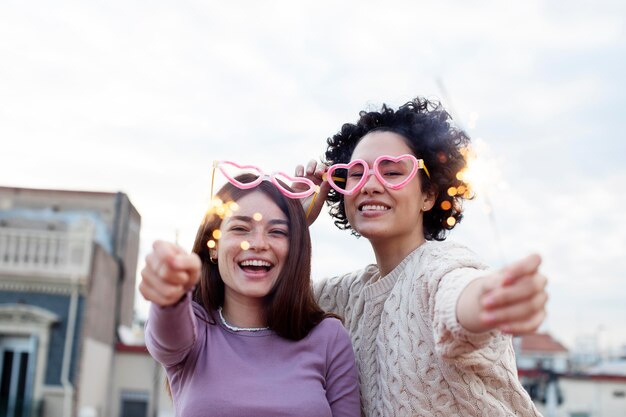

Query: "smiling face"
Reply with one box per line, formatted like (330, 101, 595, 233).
(216, 191, 289, 306)
(344, 131, 435, 248)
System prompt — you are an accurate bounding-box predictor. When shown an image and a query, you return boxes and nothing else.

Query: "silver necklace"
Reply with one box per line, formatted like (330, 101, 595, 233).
(217, 307, 270, 332)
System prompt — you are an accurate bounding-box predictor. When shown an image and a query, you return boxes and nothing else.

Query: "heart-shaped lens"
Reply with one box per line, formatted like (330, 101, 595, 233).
(271, 172, 317, 199)
(373, 155, 419, 189)
(327, 160, 368, 195)
(218, 161, 263, 189)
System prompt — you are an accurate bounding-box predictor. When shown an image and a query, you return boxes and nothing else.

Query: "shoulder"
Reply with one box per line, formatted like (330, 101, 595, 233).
(191, 300, 210, 318)
(190, 300, 218, 326)
(399, 240, 489, 294)
(309, 318, 354, 359)
(308, 317, 349, 342)
(313, 265, 379, 312)
(418, 240, 488, 271)
(318, 316, 345, 330)
(312, 316, 344, 334)
(316, 264, 379, 289)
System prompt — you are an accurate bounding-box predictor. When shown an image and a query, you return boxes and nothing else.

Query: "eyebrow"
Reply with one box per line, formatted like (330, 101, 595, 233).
(227, 215, 289, 226)
(378, 159, 405, 166)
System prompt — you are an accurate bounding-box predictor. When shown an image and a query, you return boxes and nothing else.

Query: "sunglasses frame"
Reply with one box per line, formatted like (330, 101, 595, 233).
(325, 154, 429, 196)
(211, 160, 319, 200)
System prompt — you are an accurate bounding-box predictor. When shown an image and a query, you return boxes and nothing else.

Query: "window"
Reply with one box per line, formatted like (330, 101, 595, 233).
(0, 335, 36, 417)
(119, 391, 148, 417)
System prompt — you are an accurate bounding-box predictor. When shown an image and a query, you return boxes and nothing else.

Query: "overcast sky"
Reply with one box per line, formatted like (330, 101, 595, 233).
(1, 0, 625, 354)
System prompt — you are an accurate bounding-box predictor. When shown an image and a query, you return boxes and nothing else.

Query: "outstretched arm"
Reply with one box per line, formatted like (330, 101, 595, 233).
(141, 240, 202, 366)
(456, 253, 548, 334)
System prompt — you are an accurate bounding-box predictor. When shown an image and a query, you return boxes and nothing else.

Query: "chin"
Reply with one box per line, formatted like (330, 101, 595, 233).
(242, 286, 271, 297)
(354, 226, 388, 240)
(242, 283, 275, 298)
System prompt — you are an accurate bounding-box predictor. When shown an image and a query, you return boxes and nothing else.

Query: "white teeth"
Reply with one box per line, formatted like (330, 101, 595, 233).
(239, 259, 272, 267)
(361, 205, 389, 212)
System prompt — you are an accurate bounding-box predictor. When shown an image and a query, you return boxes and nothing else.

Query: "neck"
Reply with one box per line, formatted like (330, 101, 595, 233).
(222, 294, 266, 328)
(370, 232, 426, 277)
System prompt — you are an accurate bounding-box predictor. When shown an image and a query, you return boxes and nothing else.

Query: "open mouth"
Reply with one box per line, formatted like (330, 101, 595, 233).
(238, 259, 274, 273)
(359, 204, 390, 212)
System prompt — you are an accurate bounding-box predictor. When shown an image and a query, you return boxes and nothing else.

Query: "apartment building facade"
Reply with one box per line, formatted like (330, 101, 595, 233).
(0, 186, 152, 417)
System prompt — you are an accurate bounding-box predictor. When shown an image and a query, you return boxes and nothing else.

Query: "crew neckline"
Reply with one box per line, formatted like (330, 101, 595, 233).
(362, 241, 433, 300)
(214, 308, 274, 337)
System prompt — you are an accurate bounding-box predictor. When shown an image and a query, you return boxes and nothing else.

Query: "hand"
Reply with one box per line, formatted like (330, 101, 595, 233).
(294, 159, 330, 226)
(139, 240, 202, 307)
(458, 254, 548, 334)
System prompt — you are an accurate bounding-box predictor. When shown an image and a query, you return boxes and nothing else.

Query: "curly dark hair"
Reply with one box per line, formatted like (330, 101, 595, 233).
(324, 97, 472, 241)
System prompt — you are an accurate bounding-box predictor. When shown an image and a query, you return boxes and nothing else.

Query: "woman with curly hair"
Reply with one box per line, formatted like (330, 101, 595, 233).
(297, 97, 547, 416)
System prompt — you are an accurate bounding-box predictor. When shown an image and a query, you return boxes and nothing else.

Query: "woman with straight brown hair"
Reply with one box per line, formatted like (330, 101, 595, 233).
(140, 174, 360, 417)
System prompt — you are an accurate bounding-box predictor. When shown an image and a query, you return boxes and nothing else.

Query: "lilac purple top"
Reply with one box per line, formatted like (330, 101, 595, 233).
(145, 293, 360, 417)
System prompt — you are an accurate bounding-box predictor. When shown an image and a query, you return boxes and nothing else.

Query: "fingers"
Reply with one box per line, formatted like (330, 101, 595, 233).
(500, 309, 546, 334)
(295, 160, 327, 181)
(139, 265, 187, 306)
(480, 290, 548, 330)
(478, 270, 548, 334)
(140, 240, 202, 306)
(481, 271, 547, 310)
(501, 253, 542, 285)
(144, 251, 189, 286)
(152, 240, 182, 263)
(171, 252, 202, 274)
(474, 253, 548, 334)
(295, 160, 331, 226)
(308, 160, 327, 177)
(173, 253, 202, 289)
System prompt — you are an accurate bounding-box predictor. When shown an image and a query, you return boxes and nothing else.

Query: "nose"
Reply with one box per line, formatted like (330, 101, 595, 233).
(359, 169, 384, 195)
(247, 230, 269, 250)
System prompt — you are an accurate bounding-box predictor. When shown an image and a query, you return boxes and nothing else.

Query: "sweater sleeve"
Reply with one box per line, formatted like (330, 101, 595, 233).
(324, 320, 361, 417)
(427, 242, 508, 368)
(144, 292, 198, 367)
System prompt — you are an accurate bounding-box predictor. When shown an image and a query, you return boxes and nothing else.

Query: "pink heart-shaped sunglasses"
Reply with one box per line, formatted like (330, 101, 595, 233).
(211, 160, 320, 200)
(325, 154, 430, 196)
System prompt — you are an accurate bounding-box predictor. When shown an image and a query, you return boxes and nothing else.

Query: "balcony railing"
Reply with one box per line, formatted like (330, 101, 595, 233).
(0, 227, 93, 280)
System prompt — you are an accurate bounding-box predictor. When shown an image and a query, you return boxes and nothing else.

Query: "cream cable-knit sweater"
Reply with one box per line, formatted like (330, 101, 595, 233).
(314, 240, 542, 417)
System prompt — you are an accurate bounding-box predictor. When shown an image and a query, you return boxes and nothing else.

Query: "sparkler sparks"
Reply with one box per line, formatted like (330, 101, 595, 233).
(456, 138, 508, 263)
(203, 198, 257, 252)
(207, 197, 238, 220)
(457, 139, 506, 201)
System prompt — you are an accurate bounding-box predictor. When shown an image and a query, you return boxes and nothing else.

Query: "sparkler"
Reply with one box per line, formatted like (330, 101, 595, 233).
(436, 79, 508, 264)
(457, 139, 508, 264)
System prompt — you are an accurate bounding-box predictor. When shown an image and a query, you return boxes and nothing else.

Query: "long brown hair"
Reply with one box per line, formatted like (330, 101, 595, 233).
(191, 174, 334, 341)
